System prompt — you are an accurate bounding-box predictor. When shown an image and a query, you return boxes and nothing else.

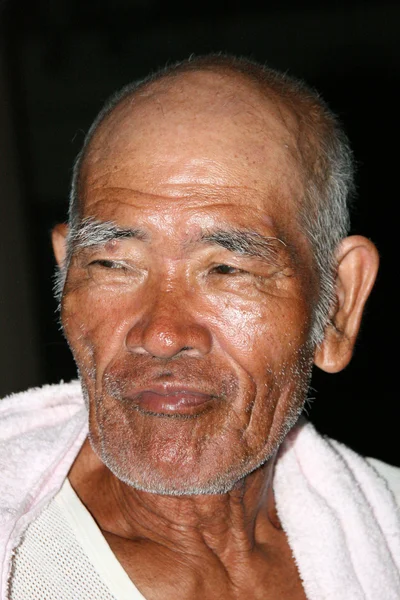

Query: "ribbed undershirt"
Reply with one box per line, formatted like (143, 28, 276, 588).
(9, 478, 145, 600)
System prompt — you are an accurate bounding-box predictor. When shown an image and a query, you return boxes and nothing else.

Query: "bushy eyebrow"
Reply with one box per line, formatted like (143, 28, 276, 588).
(200, 229, 287, 264)
(69, 217, 147, 253)
(69, 219, 287, 266)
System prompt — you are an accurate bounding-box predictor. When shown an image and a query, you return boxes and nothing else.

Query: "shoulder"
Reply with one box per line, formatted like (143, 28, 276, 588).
(0, 382, 88, 554)
(0, 380, 85, 439)
(366, 457, 400, 507)
(0, 380, 83, 412)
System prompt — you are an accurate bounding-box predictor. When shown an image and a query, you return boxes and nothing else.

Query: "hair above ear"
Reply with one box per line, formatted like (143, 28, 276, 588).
(314, 235, 379, 373)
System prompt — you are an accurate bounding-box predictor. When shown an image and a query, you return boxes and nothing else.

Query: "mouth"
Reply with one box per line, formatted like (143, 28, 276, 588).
(122, 386, 217, 416)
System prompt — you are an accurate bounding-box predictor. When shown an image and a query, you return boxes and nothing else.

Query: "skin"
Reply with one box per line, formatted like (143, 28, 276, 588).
(52, 70, 379, 599)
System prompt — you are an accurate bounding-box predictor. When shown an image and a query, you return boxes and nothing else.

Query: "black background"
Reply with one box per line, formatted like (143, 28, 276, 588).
(1, 0, 399, 465)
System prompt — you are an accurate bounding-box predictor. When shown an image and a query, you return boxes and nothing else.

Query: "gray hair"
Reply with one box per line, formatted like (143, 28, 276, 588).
(60, 54, 353, 346)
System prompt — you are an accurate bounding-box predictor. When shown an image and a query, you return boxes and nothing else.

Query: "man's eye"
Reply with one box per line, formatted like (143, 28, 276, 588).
(212, 264, 241, 275)
(89, 260, 125, 270)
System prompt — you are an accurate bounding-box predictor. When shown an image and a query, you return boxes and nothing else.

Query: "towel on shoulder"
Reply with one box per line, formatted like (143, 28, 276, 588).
(0, 381, 399, 600)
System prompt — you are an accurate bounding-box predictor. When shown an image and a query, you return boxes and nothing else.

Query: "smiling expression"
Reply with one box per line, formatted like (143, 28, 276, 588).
(61, 71, 319, 494)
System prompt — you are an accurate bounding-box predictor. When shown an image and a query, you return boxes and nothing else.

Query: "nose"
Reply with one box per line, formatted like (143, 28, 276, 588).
(125, 291, 212, 359)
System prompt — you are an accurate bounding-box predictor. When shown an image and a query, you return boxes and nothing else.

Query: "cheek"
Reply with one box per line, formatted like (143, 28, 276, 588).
(208, 292, 312, 375)
(61, 288, 136, 370)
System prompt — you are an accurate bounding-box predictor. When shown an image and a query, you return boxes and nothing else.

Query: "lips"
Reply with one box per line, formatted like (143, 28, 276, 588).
(123, 387, 215, 416)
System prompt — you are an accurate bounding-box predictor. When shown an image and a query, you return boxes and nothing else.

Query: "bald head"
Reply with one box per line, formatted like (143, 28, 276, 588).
(64, 54, 354, 343)
(76, 59, 333, 216)
(81, 69, 304, 220)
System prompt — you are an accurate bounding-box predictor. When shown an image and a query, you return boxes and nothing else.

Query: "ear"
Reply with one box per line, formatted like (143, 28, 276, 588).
(314, 235, 379, 373)
(52, 223, 69, 268)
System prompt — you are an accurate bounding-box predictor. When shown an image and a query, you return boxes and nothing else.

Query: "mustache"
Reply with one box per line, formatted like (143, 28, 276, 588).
(101, 356, 240, 401)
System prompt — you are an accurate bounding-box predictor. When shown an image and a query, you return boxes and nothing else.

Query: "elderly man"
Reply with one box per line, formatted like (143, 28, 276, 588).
(1, 54, 399, 599)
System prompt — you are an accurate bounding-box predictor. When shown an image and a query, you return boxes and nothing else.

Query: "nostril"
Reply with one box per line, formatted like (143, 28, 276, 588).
(126, 314, 212, 359)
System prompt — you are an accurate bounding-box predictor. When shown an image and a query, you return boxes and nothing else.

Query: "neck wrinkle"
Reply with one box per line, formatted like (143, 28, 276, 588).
(69, 439, 280, 559)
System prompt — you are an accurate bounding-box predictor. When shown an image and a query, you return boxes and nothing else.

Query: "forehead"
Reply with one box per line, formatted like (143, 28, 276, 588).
(80, 71, 305, 236)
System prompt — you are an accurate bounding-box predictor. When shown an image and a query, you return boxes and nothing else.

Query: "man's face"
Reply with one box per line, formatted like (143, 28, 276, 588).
(61, 72, 319, 494)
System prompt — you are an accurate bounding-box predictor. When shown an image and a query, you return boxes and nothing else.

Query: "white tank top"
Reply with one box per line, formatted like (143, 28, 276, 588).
(9, 478, 146, 600)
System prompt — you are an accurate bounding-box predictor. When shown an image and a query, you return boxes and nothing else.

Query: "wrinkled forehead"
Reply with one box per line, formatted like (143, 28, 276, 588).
(75, 72, 310, 258)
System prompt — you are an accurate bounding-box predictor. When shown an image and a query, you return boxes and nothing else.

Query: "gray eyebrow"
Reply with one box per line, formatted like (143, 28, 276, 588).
(68, 219, 287, 265)
(200, 229, 287, 263)
(56, 217, 147, 307)
(68, 217, 147, 253)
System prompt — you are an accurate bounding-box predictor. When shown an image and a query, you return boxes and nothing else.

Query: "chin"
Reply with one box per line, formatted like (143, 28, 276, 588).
(89, 430, 275, 497)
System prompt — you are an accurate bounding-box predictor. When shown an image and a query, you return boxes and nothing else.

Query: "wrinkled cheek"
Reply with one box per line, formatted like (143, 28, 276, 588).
(210, 295, 311, 365)
(240, 345, 314, 455)
(210, 302, 263, 356)
(62, 297, 92, 358)
(61, 292, 122, 382)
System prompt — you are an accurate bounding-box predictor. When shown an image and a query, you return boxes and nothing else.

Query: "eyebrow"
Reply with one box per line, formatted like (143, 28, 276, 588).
(69, 217, 147, 253)
(199, 229, 287, 264)
(69, 218, 288, 265)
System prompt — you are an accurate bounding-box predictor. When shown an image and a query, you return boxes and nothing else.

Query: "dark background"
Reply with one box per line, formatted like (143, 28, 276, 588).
(0, 0, 398, 465)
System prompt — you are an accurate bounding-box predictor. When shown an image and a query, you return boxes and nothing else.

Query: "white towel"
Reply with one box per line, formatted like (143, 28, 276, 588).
(0, 382, 399, 599)
(0, 381, 87, 599)
(274, 420, 400, 599)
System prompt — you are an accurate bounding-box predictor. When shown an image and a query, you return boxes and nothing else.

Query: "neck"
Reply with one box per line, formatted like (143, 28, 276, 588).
(69, 438, 282, 557)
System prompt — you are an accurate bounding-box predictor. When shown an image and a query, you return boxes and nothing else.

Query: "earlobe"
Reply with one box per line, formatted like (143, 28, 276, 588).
(314, 235, 379, 373)
(52, 223, 69, 268)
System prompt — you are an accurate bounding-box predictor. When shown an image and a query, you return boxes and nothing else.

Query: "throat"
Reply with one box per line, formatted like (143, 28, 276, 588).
(99, 518, 305, 600)
(68, 439, 305, 599)
(69, 437, 281, 551)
